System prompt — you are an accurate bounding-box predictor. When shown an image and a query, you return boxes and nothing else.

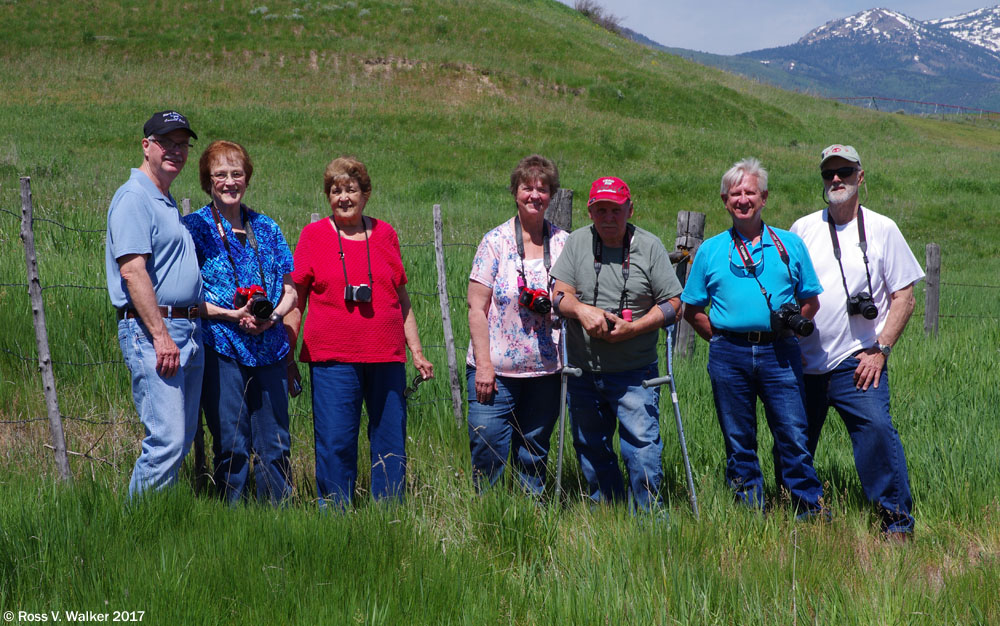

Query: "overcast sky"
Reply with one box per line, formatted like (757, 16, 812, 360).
(557, 1, 995, 55)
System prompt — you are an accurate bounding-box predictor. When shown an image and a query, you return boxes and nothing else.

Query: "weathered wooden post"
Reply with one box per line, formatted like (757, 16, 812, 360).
(924, 243, 940, 336)
(674, 211, 705, 358)
(19, 177, 72, 482)
(546, 188, 573, 232)
(432, 204, 464, 426)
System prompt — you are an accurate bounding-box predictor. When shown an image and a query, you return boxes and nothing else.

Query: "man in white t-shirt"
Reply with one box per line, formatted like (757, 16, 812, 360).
(785, 144, 924, 540)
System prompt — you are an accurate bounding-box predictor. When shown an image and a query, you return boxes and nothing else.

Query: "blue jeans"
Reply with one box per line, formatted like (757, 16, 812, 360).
(466, 367, 560, 496)
(118, 317, 204, 498)
(202, 349, 292, 505)
(310, 361, 407, 507)
(707, 335, 822, 511)
(568, 363, 663, 510)
(803, 357, 914, 533)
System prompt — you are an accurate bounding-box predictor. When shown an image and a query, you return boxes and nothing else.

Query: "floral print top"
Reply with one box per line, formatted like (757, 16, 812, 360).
(466, 217, 568, 377)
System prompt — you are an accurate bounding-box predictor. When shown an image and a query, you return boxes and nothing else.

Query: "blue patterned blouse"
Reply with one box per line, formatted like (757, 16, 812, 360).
(183, 204, 294, 367)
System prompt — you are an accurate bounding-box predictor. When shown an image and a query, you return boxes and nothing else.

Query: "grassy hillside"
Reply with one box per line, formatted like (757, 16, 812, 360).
(2, 1, 999, 623)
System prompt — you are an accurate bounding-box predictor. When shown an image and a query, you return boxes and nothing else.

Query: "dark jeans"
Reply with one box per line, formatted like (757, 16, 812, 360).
(310, 361, 407, 508)
(202, 349, 292, 505)
(707, 335, 823, 512)
(802, 357, 914, 533)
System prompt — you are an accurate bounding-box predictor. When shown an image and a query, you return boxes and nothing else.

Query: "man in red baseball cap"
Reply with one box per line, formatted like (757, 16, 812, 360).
(549, 176, 682, 511)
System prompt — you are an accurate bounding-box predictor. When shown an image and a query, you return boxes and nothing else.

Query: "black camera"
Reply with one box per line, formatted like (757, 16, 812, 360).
(847, 292, 878, 320)
(517, 277, 551, 314)
(344, 284, 373, 303)
(605, 308, 632, 332)
(233, 285, 274, 320)
(773, 302, 814, 336)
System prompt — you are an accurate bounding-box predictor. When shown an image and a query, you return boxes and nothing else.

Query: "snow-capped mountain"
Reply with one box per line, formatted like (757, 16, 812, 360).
(929, 5, 1000, 54)
(634, 6, 1000, 111)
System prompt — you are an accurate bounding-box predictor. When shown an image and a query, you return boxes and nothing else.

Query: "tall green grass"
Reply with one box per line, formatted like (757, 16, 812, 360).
(2, 0, 999, 622)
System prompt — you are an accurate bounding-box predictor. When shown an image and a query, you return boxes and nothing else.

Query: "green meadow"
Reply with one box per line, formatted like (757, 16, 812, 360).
(1, 0, 998, 623)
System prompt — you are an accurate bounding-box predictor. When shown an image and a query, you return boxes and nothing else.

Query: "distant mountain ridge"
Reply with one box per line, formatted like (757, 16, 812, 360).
(626, 6, 1000, 112)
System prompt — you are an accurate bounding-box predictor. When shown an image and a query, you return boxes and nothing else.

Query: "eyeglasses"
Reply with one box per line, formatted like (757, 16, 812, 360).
(821, 166, 858, 181)
(151, 137, 192, 152)
(210, 171, 246, 182)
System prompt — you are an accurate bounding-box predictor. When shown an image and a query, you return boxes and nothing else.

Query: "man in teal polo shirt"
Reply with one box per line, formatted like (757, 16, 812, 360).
(681, 157, 825, 515)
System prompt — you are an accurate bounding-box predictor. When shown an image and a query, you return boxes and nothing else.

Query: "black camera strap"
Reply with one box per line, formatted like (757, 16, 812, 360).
(513, 214, 551, 289)
(209, 202, 269, 298)
(827, 205, 875, 300)
(730, 224, 796, 313)
(591, 223, 634, 312)
(333, 215, 374, 291)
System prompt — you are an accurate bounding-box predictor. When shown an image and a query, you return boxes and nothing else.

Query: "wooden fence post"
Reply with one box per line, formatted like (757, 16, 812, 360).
(19, 177, 72, 482)
(547, 188, 573, 231)
(924, 243, 940, 336)
(674, 211, 705, 358)
(432, 204, 464, 426)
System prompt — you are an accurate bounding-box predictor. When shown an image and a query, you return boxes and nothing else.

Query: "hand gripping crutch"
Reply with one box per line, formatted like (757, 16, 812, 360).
(553, 320, 582, 502)
(641, 325, 699, 518)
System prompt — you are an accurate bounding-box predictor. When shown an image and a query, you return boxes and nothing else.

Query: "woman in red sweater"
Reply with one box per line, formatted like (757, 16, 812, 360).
(287, 156, 433, 507)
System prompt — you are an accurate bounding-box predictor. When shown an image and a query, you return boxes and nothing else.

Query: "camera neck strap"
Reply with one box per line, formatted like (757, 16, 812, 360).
(513, 214, 551, 289)
(730, 224, 795, 312)
(333, 215, 374, 291)
(209, 202, 268, 297)
(590, 223, 634, 313)
(827, 205, 874, 300)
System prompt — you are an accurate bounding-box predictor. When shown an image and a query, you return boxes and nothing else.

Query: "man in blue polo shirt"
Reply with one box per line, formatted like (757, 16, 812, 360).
(681, 157, 825, 515)
(105, 110, 204, 497)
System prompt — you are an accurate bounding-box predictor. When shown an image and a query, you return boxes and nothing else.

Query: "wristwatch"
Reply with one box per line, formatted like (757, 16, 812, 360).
(877, 342, 892, 358)
(269, 312, 284, 325)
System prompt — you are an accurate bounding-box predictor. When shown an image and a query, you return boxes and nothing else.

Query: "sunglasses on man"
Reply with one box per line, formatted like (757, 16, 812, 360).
(821, 166, 858, 181)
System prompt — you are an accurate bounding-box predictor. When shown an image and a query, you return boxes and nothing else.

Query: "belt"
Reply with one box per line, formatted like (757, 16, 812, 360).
(117, 305, 200, 321)
(714, 328, 792, 344)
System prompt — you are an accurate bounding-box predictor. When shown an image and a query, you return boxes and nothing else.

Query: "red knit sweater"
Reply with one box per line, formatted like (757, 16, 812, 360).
(292, 217, 408, 363)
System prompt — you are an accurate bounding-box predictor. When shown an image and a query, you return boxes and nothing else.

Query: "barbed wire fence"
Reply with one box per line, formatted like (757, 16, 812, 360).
(6, 178, 999, 482)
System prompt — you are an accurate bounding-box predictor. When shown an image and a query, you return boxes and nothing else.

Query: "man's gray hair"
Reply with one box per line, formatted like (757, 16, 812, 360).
(720, 157, 768, 195)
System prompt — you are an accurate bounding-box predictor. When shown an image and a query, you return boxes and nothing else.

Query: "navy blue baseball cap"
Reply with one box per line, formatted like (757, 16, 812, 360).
(143, 110, 197, 139)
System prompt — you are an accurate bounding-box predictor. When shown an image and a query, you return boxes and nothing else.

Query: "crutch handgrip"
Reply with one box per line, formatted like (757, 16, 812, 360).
(641, 375, 671, 388)
(561, 366, 583, 378)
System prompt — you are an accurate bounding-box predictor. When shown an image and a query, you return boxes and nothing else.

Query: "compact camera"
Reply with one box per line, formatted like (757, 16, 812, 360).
(233, 285, 274, 320)
(772, 302, 814, 336)
(605, 308, 633, 331)
(847, 292, 878, 320)
(344, 284, 373, 303)
(516, 276, 552, 314)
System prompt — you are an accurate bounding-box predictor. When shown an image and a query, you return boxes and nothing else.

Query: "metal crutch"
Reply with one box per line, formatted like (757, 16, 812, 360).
(553, 320, 582, 503)
(641, 325, 699, 518)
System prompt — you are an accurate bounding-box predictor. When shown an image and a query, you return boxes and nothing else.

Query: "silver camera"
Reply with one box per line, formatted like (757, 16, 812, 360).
(344, 284, 372, 303)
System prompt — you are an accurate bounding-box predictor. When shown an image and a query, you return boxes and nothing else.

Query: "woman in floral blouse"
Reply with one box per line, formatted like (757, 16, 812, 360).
(465, 155, 568, 497)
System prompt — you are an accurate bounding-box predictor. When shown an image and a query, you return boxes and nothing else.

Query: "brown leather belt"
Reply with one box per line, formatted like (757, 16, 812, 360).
(714, 328, 793, 344)
(117, 305, 200, 321)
